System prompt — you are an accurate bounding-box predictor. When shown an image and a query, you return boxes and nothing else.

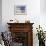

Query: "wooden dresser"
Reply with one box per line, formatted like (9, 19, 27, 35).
(7, 23, 34, 46)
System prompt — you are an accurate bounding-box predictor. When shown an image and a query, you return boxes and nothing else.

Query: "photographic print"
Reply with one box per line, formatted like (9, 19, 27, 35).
(14, 5, 27, 15)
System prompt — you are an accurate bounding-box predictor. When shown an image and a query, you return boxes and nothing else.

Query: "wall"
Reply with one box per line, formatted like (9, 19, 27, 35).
(2, 0, 46, 46)
(40, 0, 46, 13)
(0, 0, 2, 32)
(2, 0, 40, 30)
(40, 0, 46, 32)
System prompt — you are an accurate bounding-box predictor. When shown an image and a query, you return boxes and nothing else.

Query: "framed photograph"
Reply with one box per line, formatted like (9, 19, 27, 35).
(14, 5, 27, 15)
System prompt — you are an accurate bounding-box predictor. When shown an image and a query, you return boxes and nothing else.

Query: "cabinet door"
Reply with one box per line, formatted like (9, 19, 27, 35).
(11, 32, 28, 46)
(11, 31, 33, 46)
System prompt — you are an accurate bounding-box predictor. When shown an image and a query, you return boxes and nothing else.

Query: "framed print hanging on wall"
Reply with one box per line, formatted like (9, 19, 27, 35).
(14, 5, 27, 15)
